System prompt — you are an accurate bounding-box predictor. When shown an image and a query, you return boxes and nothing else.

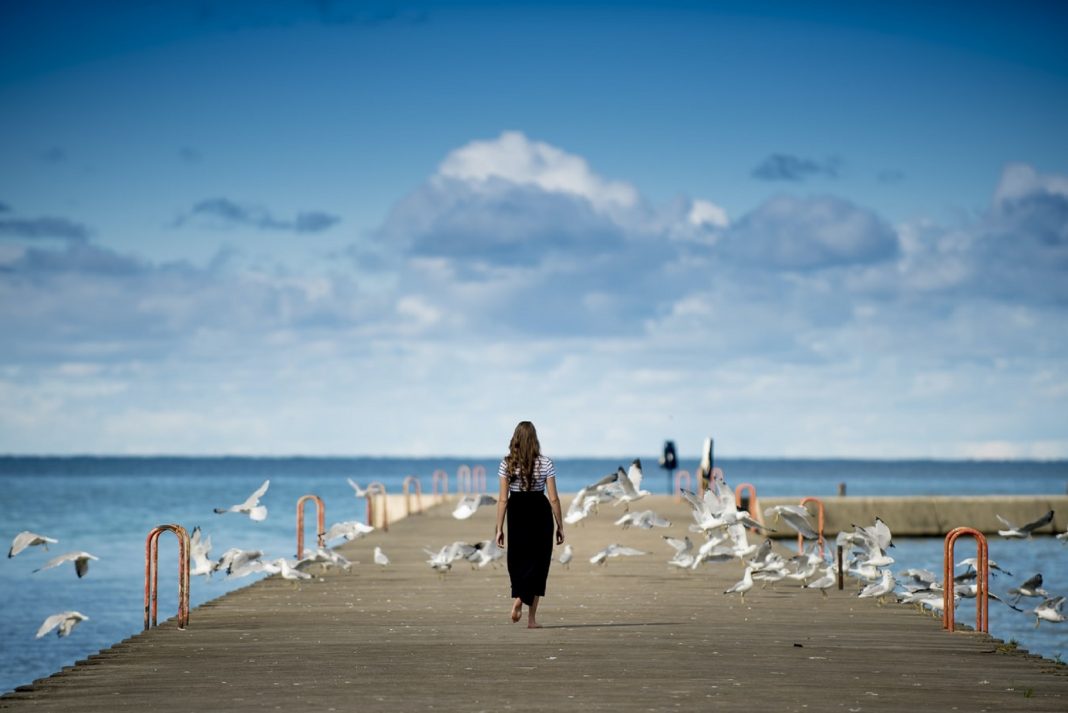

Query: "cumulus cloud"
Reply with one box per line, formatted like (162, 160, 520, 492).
(1, 137, 1065, 457)
(178, 197, 340, 234)
(752, 153, 840, 181)
(716, 194, 898, 270)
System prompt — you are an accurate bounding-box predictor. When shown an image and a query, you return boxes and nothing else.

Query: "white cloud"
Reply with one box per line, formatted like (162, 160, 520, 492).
(1, 140, 1066, 458)
(438, 130, 640, 212)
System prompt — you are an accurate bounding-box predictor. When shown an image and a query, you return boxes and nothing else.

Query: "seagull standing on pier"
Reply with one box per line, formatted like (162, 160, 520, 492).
(214, 479, 270, 521)
(558, 544, 573, 568)
(374, 546, 390, 566)
(724, 566, 754, 603)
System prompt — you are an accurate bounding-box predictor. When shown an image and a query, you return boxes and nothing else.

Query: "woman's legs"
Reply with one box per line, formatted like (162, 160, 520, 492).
(511, 597, 522, 623)
(527, 596, 542, 628)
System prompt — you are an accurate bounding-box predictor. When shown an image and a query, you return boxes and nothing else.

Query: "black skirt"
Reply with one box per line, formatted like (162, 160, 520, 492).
(506, 490, 553, 605)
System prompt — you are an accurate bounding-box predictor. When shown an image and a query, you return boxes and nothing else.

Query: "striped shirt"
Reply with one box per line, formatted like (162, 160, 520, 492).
(498, 455, 556, 493)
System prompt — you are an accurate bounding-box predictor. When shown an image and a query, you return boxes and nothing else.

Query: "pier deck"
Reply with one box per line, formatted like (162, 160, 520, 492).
(2, 496, 1066, 712)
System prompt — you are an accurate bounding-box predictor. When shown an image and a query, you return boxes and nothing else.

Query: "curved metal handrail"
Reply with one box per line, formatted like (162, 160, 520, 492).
(144, 524, 190, 630)
(798, 496, 826, 558)
(296, 494, 325, 558)
(403, 475, 423, 517)
(734, 482, 763, 527)
(471, 465, 487, 494)
(673, 470, 691, 502)
(366, 481, 389, 532)
(456, 464, 472, 495)
(943, 527, 989, 633)
(431, 469, 449, 501)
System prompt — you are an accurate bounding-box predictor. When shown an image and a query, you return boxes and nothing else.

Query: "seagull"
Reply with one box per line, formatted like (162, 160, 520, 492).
(300, 547, 353, 572)
(9, 531, 58, 558)
(33, 551, 99, 578)
(558, 543, 573, 568)
(1033, 596, 1066, 628)
(851, 517, 894, 552)
(271, 558, 312, 582)
(214, 479, 269, 521)
(1056, 526, 1068, 543)
(374, 546, 390, 566)
(614, 510, 671, 530)
(804, 565, 838, 596)
(213, 548, 264, 577)
(608, 460, 651, 511)
(589, 543, 647, 565)
(996, 510, 1055, 539)
(955, 583, 1023, 611)
(898, 568, 939, 592)
(763, 505, 819, 540)
(35, 611, 89, 639)
(564, 487, 600, 525)
(189, 526, 214, 577)
(321, 520, 374, 543)
(347, 478, 370, 497)
(424, 542, 478, 575)
(858, 569, 897, 603)
(955, 557, 1011, 577)
(452, 494, 497, 520)
(470, 539, 506, 569)
(1008, 573, 1050, 605)
(724, 566, 755, 603)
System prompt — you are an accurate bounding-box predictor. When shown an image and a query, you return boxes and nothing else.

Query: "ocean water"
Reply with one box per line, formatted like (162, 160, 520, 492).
(1, 456, 1066, 694)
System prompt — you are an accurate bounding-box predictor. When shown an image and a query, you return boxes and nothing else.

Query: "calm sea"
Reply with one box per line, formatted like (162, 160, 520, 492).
(1, 456, 1066, 693)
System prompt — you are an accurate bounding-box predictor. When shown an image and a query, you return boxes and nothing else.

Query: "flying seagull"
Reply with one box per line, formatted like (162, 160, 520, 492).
(996, 510, 1055, 539)
(9, 531, 58, 558)
(36, 611, 89, 639)
(452, 494, 497, 520)
(214, 479, 269, 521)
(34, 551, 99, 578)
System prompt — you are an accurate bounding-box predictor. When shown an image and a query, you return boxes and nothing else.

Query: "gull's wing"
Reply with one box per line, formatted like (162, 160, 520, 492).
(566, 487, 590, 518)
(239, 479, 270, 509)
(679, 489, 705, 515)
(615, 467, 637, 497)
(346, 478, 369, 497)
(627, 460, 643, 491)
(587, 472, 619, 490)
(780, 511, 819, 539)
(10, 531, 58, 558)
(663, 536, 692, 555)
(994, 514, 1017, 530)
(74, 553, 98, 578)
(1020, 510, 1055, 534)
(35, 612, 68, 638)
(611, 546, 648, 557)
(34, 551, 80, 573)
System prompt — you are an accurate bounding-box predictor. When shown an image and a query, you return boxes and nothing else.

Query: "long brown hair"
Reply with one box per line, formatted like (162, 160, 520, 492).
(503, 421, 541, 491)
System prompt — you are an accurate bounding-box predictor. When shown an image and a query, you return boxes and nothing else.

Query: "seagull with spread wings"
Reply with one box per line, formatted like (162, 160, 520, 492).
(34, 551, 98, 578)
(9, 531, 58, 558)
(214, 479, 270, 521)
(36, 611, 89, 639)
(996, 510, 1055, 539)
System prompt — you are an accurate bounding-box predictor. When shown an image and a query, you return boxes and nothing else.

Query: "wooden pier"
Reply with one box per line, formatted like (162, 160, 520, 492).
(2, 496, 1066, 712)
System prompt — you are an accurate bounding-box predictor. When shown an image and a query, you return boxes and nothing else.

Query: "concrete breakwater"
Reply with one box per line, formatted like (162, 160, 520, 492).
(753, 494, 1068, 538)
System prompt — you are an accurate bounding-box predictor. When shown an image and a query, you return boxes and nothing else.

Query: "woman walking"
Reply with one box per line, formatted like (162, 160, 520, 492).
(494, 421, 565, 628)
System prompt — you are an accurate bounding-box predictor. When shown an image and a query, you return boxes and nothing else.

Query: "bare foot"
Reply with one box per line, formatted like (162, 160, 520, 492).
(511, 600, 522, 623)
(527, 621, 542, 629)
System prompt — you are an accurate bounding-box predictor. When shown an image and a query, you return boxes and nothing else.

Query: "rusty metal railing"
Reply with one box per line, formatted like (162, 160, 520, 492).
(943, 527, 989, 633)
(471, 465, 487, 494)
(144, 524, 190, 630)
(673, 470, 691, 502)
(734, 482, 764, 529)
(296, 494, 325, 558)
(403, 475, 423, 516)
(366, 481, 389, 532)
(457, 465, 472, 495)
(432, 469, 449, 501)
(798, 496, 826, 558)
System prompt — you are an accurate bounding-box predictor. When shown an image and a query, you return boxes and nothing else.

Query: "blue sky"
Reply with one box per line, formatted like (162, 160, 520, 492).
(1, 0, 1066, 458)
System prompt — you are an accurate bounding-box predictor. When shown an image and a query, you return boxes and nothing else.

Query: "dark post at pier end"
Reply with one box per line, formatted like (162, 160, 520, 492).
(660, 440, 677, 495)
